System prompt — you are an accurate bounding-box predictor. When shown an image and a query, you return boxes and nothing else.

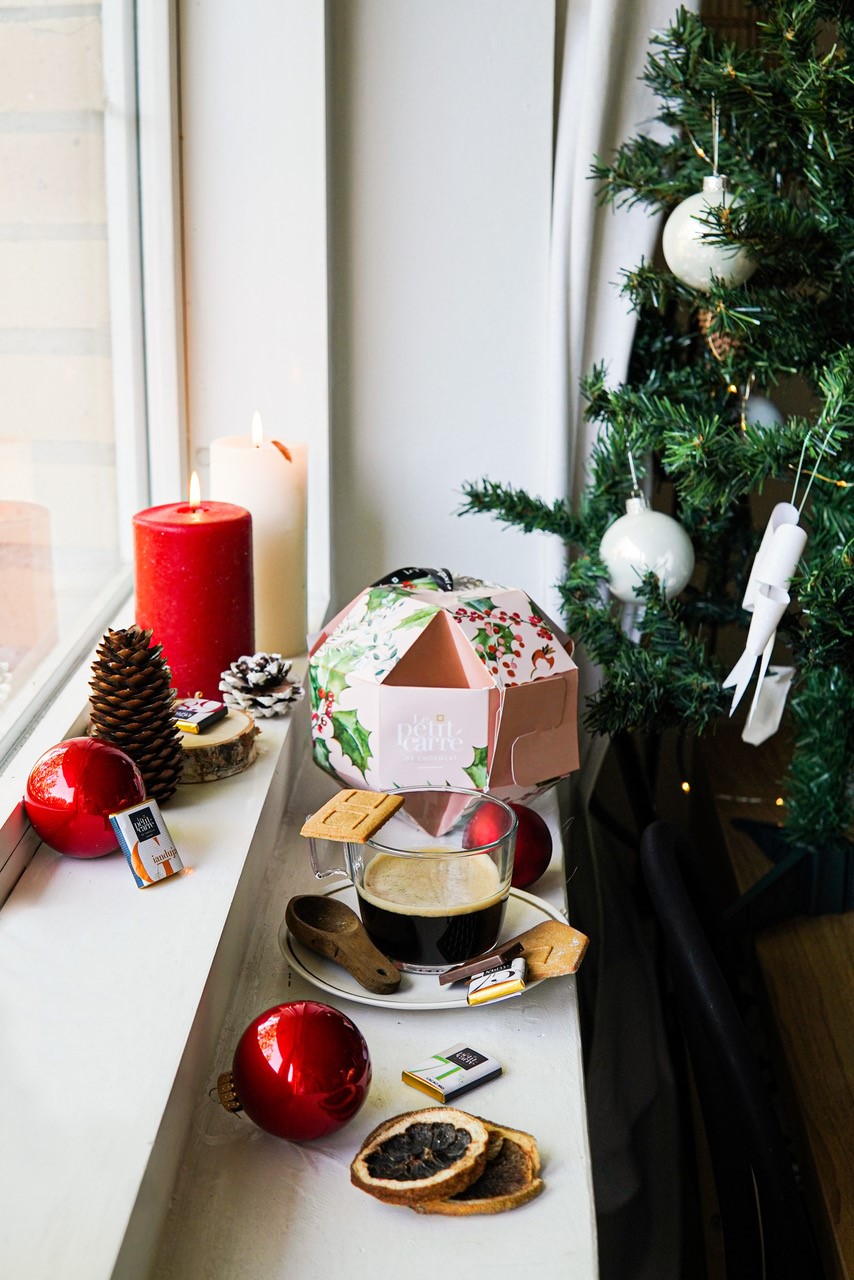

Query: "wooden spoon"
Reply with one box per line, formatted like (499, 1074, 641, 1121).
(285, 895, 402, 995)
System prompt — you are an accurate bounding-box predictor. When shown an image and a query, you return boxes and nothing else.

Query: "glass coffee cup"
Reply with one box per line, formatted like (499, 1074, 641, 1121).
(308, 787, 517, 974)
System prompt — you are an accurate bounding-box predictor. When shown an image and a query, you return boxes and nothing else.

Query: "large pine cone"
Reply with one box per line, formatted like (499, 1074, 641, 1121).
(89, 626, 184, 803)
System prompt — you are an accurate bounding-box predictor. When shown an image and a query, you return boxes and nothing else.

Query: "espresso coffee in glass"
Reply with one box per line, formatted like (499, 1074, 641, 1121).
(309, 788, 517, 974)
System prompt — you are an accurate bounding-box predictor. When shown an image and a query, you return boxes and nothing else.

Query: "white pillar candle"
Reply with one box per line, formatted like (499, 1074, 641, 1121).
(209, 413, 308, 656)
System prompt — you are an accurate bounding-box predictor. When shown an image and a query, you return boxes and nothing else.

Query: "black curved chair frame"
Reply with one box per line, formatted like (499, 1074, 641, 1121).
(639, 819, 821, 1279)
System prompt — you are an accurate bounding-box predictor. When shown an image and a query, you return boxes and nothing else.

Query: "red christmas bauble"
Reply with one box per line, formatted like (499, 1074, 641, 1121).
(24, 737, 146, 858)
(509, 802, 553, 889)
(225, 1001, 371, 1142)
(467, 800, 553, 890)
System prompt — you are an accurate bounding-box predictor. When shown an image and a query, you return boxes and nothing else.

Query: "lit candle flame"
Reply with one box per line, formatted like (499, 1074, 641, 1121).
(251, 411, 263, 448)
(188, 471, 201, 509)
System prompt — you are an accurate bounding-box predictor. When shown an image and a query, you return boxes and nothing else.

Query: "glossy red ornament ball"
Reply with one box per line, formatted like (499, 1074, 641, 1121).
(24, 737, 146, 858)
(467, 800, 553, 890)
(227, 1001, 371, 1142)
(508, 802, 553, 889)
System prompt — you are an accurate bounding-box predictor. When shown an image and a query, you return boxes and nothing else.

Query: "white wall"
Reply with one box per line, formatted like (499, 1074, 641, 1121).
(327, 0, 557, 610)
(179, 0, 331, 615)
(179, 0, 558, 623)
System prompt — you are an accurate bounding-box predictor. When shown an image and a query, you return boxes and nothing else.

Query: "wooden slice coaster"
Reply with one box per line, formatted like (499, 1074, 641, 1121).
(180, 708, 258, 783)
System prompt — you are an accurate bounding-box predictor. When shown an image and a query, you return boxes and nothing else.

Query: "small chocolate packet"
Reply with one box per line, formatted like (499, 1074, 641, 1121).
(174, 697, 228, 733)
(467, 958, 527, 1006)
(438, 940, 524, 986)
(402, 1043, 502, 1102)
(109, 798, 184, 888)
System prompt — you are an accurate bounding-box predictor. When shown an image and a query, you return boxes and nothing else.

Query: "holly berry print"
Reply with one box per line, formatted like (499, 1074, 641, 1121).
(309, 665, 372, 780)
(450, 595, 559, 686)
(308, 588, 442, 784)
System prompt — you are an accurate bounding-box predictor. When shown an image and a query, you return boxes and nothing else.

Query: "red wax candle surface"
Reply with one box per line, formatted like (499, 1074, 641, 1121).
(133, 501, 254, 699)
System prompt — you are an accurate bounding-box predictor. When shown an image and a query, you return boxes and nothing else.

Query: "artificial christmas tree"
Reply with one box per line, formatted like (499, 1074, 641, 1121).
(463, 3, 854, 922)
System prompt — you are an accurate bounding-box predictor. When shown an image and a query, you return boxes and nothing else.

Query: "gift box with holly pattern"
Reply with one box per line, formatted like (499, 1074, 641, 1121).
(308, 576, 579, 803)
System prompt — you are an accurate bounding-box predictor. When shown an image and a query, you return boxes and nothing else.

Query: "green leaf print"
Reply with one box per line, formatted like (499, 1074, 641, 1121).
(464, 596, 498, 615)
(468, 618, 519, 667)
(323, 649, 363, 681)
(463, 745, 489, 790)
(363, 587, 397, 615)
(312, 736, 339, 778)
(310, 661, 351, 703)
(394, 607, 439, 631)
(331, 709, 373, 778)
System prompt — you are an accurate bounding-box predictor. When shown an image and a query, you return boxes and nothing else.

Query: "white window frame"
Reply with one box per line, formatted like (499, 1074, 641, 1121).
(136, 0, 186, 505)
(0, 1, 331, 1269)
(0, 0, 152, 890)
(1, 0, 332, 892)
(104, 0, 151, 552)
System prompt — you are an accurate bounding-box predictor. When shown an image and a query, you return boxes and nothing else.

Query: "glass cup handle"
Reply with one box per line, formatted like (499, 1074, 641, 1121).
(307, 835, 350, 880)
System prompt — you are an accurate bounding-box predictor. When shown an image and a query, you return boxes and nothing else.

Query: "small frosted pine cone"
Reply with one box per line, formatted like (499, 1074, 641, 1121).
(219, 653, 305, 718)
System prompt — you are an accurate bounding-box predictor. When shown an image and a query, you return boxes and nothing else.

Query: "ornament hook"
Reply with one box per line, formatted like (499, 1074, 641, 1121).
(797, 420, 836, 515)
(790, 429, 812, 508)
(627, 447, 642, 498)
(739, 372, 756, 432)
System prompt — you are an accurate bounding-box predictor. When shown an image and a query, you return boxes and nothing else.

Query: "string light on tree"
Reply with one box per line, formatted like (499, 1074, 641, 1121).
(662, 100, 757, 291)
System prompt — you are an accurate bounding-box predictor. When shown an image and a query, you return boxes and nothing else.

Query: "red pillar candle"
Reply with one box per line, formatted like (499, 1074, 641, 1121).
(133, 492, 254, 700)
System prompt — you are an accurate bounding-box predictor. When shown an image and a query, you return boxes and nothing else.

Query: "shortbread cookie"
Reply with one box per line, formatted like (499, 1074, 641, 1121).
(300, 789, 404, 843)
(510, 919, 589, 981)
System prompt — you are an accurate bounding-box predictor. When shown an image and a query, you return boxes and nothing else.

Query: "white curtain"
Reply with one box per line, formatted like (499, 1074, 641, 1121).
(545, 0, 697, 597)
(548, 5, 698, 1279)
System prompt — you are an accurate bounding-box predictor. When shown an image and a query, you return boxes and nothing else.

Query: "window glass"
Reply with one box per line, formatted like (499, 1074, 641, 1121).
(0, 2, 142, 749)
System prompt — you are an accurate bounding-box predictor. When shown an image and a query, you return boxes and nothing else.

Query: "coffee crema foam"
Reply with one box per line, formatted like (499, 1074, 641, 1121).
(360, 850, 504, 917)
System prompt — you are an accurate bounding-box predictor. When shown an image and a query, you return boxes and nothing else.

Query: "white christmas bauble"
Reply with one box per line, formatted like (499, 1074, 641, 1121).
(662, 175, 756, 292)
(743, 393, 784, 431)
(599, 497, 695, 603)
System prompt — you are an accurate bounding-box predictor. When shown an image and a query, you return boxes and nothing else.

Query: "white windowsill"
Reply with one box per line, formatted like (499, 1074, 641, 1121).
(0, 634, 311, 1280)
(0, 603, 596, 1280)
(144, 762, 597, 1280)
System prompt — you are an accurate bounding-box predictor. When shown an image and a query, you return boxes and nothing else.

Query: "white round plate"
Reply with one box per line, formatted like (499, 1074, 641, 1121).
(278, 883, 567, 1011)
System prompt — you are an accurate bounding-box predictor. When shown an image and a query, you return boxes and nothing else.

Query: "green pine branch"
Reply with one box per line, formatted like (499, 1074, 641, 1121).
(458, 480, 584, 544)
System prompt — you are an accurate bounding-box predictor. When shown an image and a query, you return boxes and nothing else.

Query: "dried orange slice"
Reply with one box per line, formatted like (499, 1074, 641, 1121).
(350, 1108, 490, 1205)
(413, 1121, 543, 1215)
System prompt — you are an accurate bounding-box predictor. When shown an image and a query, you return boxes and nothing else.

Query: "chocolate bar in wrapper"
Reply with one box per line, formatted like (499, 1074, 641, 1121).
(402, 1042, 502, 1102)
(109, 799, 183, 888)
(467, 957, 527, 1006)
(174, 697, 228, 733)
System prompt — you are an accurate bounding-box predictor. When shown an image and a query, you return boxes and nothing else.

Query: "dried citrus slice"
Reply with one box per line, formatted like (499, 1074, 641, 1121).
(350, 1108, 490, 1205)
(413, 1121, 543, 1215)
